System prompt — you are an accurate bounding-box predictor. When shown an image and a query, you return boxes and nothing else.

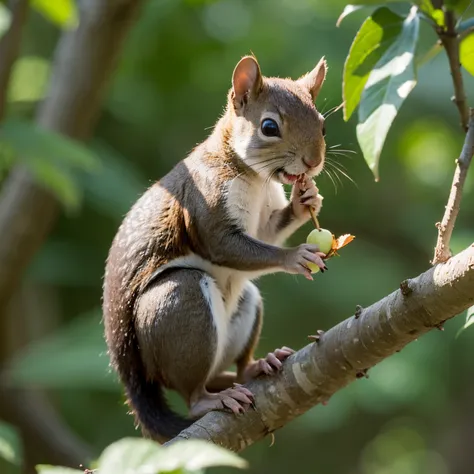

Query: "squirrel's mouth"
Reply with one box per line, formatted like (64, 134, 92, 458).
(277, 170, 303, 185)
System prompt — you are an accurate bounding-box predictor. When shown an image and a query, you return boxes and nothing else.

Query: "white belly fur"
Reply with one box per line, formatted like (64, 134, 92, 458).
(149, 176, 289, 377)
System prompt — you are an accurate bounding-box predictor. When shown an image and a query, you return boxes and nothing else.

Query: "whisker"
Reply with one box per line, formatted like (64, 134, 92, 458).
(327, 148, 357, 154)
(326, 162, 343, 188)
(327, 151, 355, 160)
(318, 98, 330, 116)
(326, 158, 350, 173)
(327, 160, 358, 188)
(323, 167, 338, 194)
(327, 149, 357, 157)
(323, 102, 344, 119)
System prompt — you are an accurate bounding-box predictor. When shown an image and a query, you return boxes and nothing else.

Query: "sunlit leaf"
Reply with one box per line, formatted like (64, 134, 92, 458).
(0, 120, 99, 172)
(4, 310, 117, 391)
(36, 466, 83, 474)
(31, 0, 78, 29)
(460, 33, 474, 76)
(26, 159, 82, 211)
(98, 438, 247, 474)
(465, 306, 474, 329)
(343, 8, 404, 121)
(417, 0, 444, 26)
(356, 7, 419, 180)
(337, 5, 366, 27)
(97, 438, 163, 474)
(457, 306, 474, 337)
(152, 440, 247, 472)
(346, 0, 400, 3)
(0, 4, 12, 40)
(0, 422, 22, 466)
(8, 56, 50, 103)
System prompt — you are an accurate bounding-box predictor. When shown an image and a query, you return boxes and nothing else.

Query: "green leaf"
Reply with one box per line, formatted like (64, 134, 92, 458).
(466, 306, 474, 328)
(97, 438, 163, 474)
(337, 5, 366, 27)
(26, 159, 82, 211)
(415, 0, 444, 26)
(0, 120, 99, 172)
(460, 33, 474, 76)
(151, 440, 248, 472)
(36, 466, 83, 474)
(343, 7, 405, 121)
(0, 422, 22, 466)
(345, 0, 400, 4)
(0, 4, 12, 40)
(457, 306, 474, 337)
(4, 309, 118, 391)
(356, 6, 419, 180)
(8, 56, 50, 103)
(31, 0, 78, 29)
(97, 438, 247, 474)
(0, 119, 100, 211)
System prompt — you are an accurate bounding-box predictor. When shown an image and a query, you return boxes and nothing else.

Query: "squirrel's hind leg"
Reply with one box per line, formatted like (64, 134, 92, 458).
(232, 283, 295, 382)
(135, 268, 219, 401)
(136, 268, 255, 418)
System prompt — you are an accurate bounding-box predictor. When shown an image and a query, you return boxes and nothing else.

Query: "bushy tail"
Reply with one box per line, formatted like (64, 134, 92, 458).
(109, 320, 193, 443)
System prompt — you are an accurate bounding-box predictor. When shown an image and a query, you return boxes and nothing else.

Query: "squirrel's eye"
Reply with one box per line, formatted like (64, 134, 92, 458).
(261, 118, 280, 137)
(322, 126, 326, 137)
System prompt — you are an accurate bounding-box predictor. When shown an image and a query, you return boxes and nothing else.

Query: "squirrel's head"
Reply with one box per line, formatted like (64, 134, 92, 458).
(227, 55, 327, 185)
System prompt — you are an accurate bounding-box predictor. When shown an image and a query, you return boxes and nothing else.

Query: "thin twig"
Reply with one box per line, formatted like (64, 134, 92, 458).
(309, 207, 320, 229)
(438, 10, 470, 131)
(433, 110, 474, 264)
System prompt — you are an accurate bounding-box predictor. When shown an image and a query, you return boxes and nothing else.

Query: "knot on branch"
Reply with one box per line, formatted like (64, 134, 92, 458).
(400, 279, 413, 296)
(354, 305, 363, 319)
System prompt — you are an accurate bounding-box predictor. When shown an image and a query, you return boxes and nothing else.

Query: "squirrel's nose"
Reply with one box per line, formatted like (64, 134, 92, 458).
(302, 156, 321, 169)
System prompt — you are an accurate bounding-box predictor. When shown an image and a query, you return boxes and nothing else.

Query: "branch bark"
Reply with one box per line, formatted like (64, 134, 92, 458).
(0, 0, 144, 469)
(433, 109, 474, 264)
(0, 0, 143, 310)
(166, 244, 474, 451)
(438, 10, 470, 131)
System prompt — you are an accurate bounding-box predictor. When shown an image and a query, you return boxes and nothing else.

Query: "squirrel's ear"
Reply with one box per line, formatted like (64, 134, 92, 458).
(297, 57, 327, 101)
(232, 56, 263, 109)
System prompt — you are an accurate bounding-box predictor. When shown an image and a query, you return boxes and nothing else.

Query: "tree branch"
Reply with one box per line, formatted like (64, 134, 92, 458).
(0, 0, 143, 310)
(438, 10, 470, 131)
(0, 387, 92, 472)
(433, 109, 474, 264)
(166, 244, 474, 451)
(0, 0, 144, 469)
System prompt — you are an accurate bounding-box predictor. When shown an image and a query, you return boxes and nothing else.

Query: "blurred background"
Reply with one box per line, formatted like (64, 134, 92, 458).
(1, 0, 474, 473)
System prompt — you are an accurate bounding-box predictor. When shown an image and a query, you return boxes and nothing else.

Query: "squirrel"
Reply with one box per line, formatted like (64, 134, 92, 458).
(102, 54, 328, 443)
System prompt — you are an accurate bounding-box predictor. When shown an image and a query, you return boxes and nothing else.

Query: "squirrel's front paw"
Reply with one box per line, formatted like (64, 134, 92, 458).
(291, 175, 323, 219)
(284, 244, 327, 280)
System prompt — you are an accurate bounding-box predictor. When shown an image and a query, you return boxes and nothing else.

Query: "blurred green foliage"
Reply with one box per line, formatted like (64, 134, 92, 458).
(35, 438, 246, 474)
(1, 0, 474, 473)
